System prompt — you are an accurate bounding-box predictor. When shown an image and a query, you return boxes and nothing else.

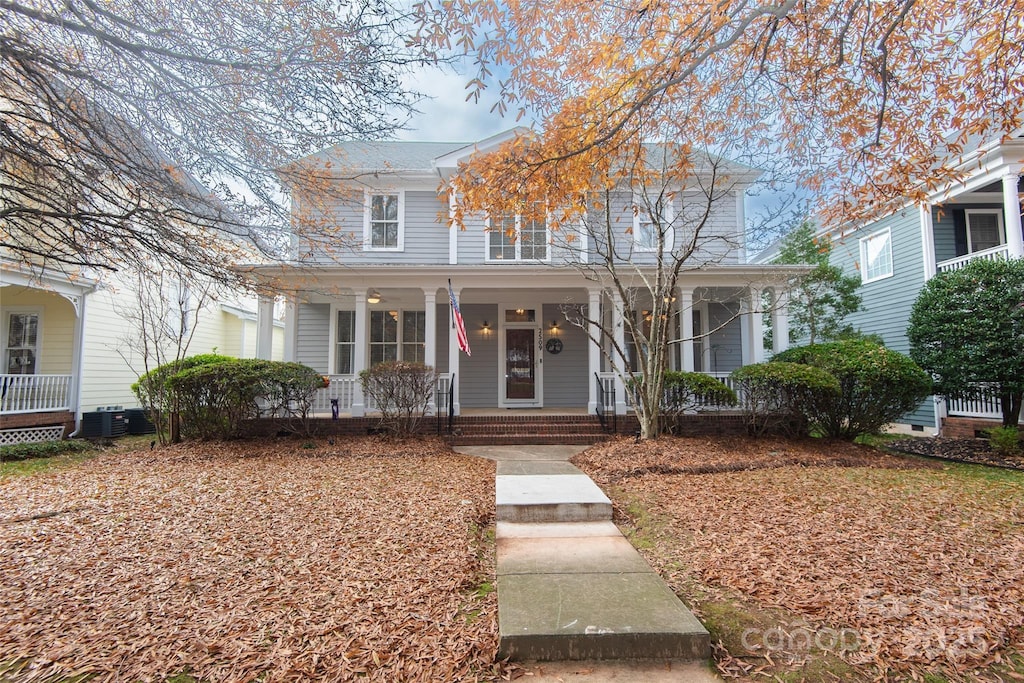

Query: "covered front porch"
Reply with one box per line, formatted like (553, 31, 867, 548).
(260, 266, 799, 418)
(0, 261, 95, 444)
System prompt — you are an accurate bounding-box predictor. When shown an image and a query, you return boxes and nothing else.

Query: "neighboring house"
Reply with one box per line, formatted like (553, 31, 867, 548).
(255, 129, 802, 416)
(823, 127, 1024, 435)
(1, 259, 284, 444)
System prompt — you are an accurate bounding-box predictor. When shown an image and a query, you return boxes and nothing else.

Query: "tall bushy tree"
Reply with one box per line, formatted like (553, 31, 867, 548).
(1, 0, 426, 284)
(773, 222, 862, 345)
(908, 259, 1024, 427)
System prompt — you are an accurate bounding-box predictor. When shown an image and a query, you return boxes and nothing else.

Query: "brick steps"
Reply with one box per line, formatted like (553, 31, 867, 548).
(448, 415, 608, 446)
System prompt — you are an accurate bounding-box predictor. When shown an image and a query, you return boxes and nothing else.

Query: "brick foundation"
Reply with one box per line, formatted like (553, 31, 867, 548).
(0, 411, 75, 433)
(942, 416, 1023, 439)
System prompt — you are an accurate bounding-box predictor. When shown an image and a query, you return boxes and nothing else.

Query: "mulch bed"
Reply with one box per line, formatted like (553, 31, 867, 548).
(0, 437, 503, 682)
(887, 436, 1024, 470)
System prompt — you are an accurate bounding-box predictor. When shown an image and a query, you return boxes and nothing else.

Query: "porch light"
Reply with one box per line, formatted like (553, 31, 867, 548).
(481, 320, 491, 333)
(367, 290, 381, 304)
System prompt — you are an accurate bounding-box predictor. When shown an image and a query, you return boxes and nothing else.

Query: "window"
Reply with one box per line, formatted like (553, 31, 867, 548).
(5, 312, 39, 375)
(364, 192, 403, 250)
(633, 196, 675, 252)
(859, 228, 893, 283)
(965, 209, 1005, 253)
(336, 310, 355, 374)
(486, 214, 549, 261)
(402, 311, 426, 363)
(368, 309, 425, 366)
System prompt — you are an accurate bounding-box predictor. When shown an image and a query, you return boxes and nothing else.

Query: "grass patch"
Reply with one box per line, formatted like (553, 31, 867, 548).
(0, 444, 97, 477)
(0, 438, 94, 462)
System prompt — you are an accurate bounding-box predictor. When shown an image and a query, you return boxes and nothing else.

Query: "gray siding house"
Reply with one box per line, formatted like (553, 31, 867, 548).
(824, 128, 1024, 433)
(254, 129, 802, 416)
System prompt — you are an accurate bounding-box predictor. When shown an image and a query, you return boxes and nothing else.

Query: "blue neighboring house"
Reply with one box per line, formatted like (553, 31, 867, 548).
(822, 127, 1024, 435)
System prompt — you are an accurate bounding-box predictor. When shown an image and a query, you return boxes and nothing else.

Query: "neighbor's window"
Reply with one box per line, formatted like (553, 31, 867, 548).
(859, 228, 893, 283)
(365, 192, 403, 250)
(965, 209, 1005, 253)
(336, 310, 355, 374)
(486, 213, 549, 261)
(5, 312, 39, 375)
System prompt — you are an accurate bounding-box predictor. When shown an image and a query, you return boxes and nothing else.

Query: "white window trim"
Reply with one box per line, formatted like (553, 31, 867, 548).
(484, 214, 552, 263)
(964, 208, 1005, 253)
(632, 196, 675, 252)
(363, 190, 405, 252)
(859, 227, 894, 284)
(367, 308, 426, 365)
(3, 307, 43, 375)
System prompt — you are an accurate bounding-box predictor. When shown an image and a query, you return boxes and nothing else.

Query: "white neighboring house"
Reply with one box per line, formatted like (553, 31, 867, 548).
(1, 259, 284, 445)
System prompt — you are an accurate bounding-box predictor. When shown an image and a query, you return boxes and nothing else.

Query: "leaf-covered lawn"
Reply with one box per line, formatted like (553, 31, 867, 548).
(573, 437, 1024, 681)
(0, 438, 500, 682)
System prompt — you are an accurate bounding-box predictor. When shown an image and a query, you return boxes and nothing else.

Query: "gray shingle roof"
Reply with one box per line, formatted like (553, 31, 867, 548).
(297, 140, 468, 173)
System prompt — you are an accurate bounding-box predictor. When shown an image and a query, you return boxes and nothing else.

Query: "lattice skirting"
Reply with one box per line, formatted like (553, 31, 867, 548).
(0, 425, 66, 446)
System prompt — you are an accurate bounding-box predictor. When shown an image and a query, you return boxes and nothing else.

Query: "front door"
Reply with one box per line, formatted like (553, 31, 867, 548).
(505, 328, 537, 401)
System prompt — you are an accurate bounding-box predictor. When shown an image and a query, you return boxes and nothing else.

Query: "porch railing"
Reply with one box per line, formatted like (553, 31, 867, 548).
(946, 386, 1023, 423)
(0, 374, 73, 414)
(312, 372, 453, 417)
(596, 371, 741, 411)
(936, 244, 1010, 273)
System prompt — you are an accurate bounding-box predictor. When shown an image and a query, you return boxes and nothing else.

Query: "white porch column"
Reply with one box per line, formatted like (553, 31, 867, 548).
(746, 287, 765, 364)
(448, 190, 459, 265)
(678, 287, 695, 372)
(1003, 172, 1024, 258)
(611, 290, 628, 415)
(255, 295, 275, 360)
(282, 296, 298, 362)
(69, 293, 88, 433)
(919, 203, 937, 280)
(587, 289, 602, 413)
(771, 288, 790, 356)
(351, 288, 368, 417)
(447, 286, 462, 415)
(423, 288, 437, 413)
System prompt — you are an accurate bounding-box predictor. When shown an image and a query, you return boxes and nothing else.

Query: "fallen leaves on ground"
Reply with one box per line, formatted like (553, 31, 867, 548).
(573, 436, 1024, 678)
(0, 437, 501, 682)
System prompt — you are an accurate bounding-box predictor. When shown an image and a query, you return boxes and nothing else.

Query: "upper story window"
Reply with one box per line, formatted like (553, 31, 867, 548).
(633, 196, 675, 252)
(5, 311, 40, 375)
(486, 213, 549, 261)
(859, 227, 893, 283)
(364, 191, 404, 251)
(965, 209, 1005, 253)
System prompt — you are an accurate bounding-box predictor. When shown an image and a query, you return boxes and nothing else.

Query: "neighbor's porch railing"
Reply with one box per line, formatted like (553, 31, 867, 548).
(0, 374, 73, 414)
(596, 371, 741, 412)
(936, 244, 1010, 273)
(946, 385, 1024, 423)
(312, 373, 452, 416)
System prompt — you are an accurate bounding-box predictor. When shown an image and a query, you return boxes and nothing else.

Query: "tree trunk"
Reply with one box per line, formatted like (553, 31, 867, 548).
(1002, 390, 1023, 428)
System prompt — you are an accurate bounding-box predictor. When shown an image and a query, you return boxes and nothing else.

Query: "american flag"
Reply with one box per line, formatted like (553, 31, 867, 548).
(448, 280, 471, 357)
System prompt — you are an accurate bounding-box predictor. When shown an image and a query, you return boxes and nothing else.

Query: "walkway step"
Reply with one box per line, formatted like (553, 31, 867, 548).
(494, 458, 711, 662)
(496, 473, 612, 523)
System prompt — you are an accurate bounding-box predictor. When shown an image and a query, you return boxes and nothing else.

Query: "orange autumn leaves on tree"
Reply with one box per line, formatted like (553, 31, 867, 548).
(416, 0, 1024, 222)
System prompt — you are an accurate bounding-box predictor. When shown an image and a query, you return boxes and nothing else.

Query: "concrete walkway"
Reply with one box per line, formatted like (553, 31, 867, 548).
(455, 446, 721, 682)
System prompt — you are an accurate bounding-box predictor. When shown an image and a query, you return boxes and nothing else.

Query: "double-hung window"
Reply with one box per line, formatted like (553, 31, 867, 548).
(364, 192, 404, 251)
(336, 311, 355, 374)
(859, 227, 893, 283)
(368, 310, 425, 366)
(487, 212, 549, 261)
(965, 209, 1005, 253)
(5, 311, 39, 375)
(633, 196, 675, 252)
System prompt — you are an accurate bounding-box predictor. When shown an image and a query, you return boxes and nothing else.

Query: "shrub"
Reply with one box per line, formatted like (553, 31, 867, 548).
(987, 426, 1022, 457)
(0, 439, 95, 462)
(132, 354, 231, 442)
(773, 339, 932, 439)
(661, 371, 737, 435)
(730, 362, 840, 437)
(360, 362, 437, 436)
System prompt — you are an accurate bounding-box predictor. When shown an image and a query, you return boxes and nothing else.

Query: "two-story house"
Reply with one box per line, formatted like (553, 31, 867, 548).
(253, 129, 802, 419)
(825, 127, 1024, 435)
